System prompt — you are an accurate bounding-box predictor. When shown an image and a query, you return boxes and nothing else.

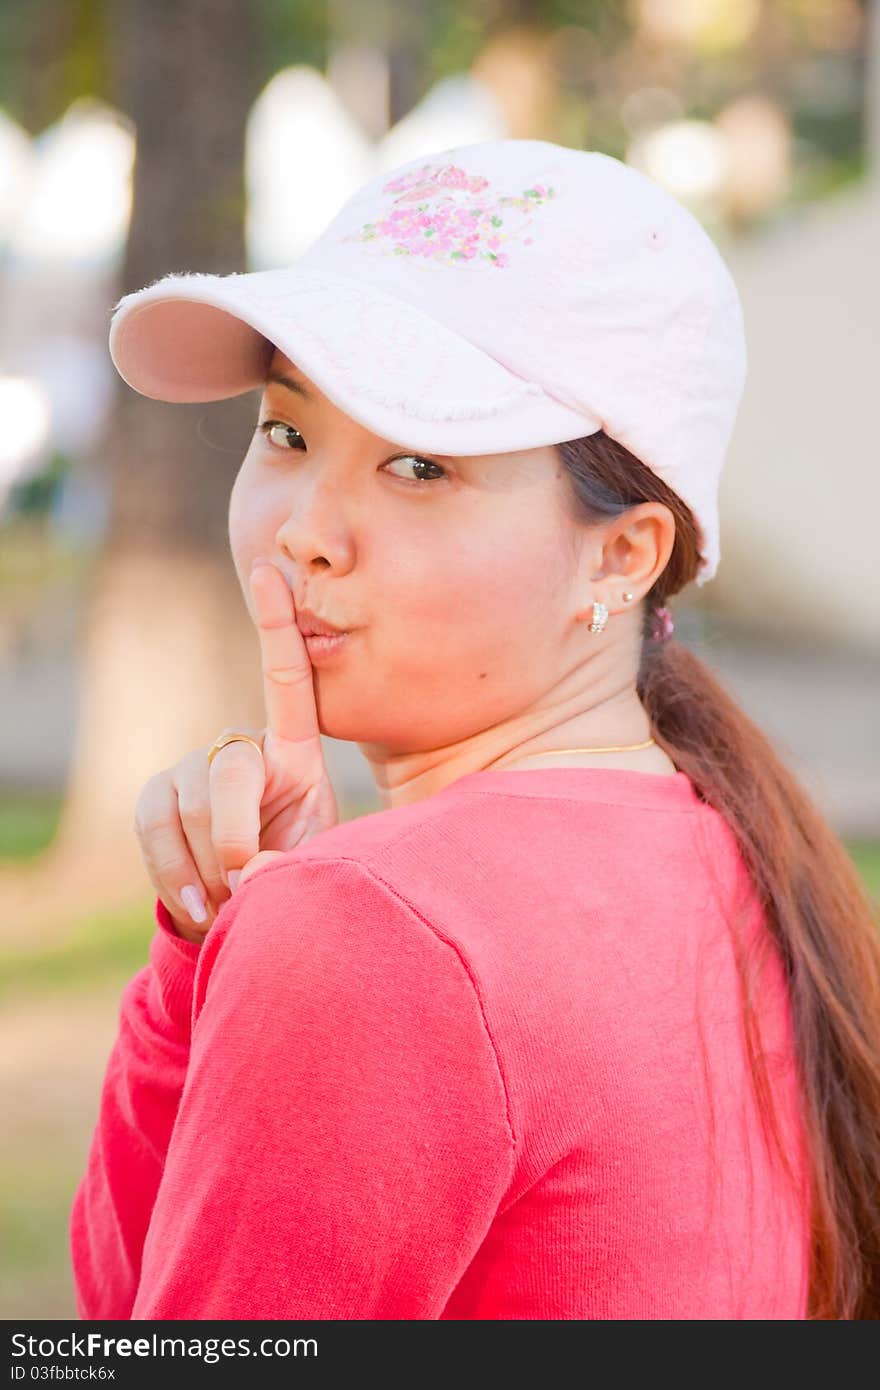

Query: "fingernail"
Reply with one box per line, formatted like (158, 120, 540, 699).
(250, 556, 272, 572)
(181, 884, 207, 924)
(228, 870, 241, 892)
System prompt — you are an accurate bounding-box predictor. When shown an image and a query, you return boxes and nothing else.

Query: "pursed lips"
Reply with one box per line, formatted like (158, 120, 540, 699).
(295, 608, 349, 638)
(255, 564, 350, 636)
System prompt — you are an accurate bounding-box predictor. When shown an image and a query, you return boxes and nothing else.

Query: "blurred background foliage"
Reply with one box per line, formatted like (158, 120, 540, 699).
(0, 1, 871, 197)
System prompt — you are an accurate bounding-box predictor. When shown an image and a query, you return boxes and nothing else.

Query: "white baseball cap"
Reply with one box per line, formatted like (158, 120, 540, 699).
(108, 138, 747, 586)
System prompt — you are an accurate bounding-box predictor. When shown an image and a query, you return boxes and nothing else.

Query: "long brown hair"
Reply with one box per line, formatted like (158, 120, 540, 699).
(556, 430, 880, 1319)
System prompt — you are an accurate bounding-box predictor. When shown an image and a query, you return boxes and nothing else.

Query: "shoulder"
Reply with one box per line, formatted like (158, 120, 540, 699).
(280, 787, 474, 867)
(193, 833, 489, 1044)
(232, 783, 500, 927)
(209, 785, 474, 958)
(190, 846, 515, 1154)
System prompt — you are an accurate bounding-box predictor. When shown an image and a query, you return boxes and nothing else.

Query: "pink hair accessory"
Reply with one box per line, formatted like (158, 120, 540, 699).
(650, 606, 675, 642)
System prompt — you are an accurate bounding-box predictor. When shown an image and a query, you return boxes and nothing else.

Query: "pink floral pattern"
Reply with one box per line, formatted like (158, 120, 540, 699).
(342, 161, 557, 271)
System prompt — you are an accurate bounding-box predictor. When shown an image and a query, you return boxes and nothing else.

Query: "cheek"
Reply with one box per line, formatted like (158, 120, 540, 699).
(328, 543, 563, 751)
(310, 516, 571, 748)
(381, 529, 558, 662)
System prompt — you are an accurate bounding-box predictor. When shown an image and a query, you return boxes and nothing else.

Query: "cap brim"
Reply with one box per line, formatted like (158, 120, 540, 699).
(108, 265, 602, 457)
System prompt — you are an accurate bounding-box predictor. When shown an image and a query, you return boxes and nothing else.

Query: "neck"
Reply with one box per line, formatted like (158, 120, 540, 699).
(359, 657, 658, 810)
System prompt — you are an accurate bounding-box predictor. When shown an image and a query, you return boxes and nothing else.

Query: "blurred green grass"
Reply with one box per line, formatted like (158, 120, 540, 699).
(847, 841, 880, 905)
(0, 795, 153, 1002)
(0, 790, 64, 860)
(0, 899, 154, 1001)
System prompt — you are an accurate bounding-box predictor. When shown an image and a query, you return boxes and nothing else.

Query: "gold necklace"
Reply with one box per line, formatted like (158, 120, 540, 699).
(487, 737, 656, 770)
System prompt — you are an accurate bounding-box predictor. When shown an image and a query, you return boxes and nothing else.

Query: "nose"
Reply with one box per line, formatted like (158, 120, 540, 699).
(273, 472, 355, 576)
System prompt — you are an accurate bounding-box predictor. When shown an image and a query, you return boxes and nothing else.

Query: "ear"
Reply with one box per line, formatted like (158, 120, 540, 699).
(590, 502, 676, 593)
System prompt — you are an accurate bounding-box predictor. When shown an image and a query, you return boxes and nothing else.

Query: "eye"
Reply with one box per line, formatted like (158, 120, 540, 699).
(382, 455, 448, 486)
(257, 419, 307, 451)
(256, 421, 448, 487)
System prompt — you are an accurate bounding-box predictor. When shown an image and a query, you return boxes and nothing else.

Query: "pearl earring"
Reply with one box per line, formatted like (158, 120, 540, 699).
(622, 592, 633, 602)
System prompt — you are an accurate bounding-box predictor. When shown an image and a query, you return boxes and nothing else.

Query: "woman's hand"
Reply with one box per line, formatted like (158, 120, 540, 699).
(134, 561, 340, 942)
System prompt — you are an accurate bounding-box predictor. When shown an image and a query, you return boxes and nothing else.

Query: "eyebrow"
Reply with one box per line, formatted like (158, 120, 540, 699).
(262, 371, 457, 464)
(265, 371, 315, 403)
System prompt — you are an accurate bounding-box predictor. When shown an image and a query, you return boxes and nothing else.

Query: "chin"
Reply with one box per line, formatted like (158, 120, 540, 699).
(311, 688, 361, 742)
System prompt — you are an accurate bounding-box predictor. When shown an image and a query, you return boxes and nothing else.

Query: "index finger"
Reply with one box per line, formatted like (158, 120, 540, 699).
(248, 560, 320, 750)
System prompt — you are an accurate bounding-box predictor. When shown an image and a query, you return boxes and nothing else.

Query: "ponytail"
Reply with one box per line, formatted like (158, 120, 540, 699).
(558, 431, 880, 1318)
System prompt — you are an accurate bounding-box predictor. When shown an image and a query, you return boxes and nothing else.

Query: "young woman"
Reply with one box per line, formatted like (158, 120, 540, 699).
(71, 140, 880, 1320)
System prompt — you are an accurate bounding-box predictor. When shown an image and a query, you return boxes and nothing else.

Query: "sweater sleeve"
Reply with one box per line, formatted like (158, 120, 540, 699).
(129, 854, 516, 1320)
(69, 896, 202, 1320)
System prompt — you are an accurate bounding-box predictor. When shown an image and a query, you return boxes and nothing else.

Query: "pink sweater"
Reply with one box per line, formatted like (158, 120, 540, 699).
(70, 766, 811, 1320)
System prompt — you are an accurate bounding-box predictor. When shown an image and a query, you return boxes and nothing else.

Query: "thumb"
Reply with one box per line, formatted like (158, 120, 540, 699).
(231, 850, 286, 893)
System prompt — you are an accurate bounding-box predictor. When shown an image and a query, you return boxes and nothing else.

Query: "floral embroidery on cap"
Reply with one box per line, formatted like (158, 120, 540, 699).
(341, 162, 556, 271)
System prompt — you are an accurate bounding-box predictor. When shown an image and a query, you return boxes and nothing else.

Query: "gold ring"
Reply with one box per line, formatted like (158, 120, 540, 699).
(207, 731, 264, 767)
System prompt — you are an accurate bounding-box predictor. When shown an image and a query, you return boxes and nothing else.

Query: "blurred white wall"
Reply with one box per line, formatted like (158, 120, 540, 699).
(708, 12, 880, 651)
(712, 179, 880, 648)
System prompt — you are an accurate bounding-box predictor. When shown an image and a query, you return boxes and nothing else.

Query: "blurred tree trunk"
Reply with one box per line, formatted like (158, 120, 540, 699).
(7, 0, 266, 935)
(386, 0, 428, 127)
(326, 0, 430, 132)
